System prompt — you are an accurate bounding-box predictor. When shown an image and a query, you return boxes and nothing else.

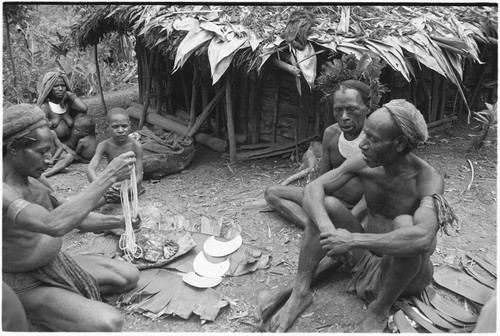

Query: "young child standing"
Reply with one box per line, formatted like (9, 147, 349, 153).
(87, 108, 144, 205)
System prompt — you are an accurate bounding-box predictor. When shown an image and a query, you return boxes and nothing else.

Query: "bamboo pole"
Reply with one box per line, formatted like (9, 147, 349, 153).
(225, 71, 237, 162)
(139, 51, 156, 129)
(94, 44, 108, 115)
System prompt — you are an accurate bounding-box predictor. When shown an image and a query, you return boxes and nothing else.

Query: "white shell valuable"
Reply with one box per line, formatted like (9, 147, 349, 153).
(182, 272, 222, 288)
(192, 251, 230, 278)
(203, 235, 243, 257)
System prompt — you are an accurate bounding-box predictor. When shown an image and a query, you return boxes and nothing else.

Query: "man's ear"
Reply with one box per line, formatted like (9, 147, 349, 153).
(396, 135, 409, 152)
(6, 140, 20, 155)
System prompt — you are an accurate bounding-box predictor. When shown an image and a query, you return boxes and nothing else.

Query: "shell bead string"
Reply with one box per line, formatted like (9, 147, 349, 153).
(118, 164, 143, 259)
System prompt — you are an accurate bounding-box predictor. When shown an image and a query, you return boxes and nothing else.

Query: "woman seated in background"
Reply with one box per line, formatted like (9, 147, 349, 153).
(37, 70, 88, 141)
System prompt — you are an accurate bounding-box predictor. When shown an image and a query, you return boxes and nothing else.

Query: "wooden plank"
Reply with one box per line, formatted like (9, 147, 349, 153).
(234, 135, 317, 158)
(238, 143, 273, 150)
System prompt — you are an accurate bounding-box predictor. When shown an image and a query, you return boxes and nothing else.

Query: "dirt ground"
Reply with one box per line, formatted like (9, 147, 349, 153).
(47, 85, 497, 333)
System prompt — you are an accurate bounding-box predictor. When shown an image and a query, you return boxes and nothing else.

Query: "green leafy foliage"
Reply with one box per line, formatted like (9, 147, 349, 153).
(315, 53, 389, 106)
(3, 4, 137, 105)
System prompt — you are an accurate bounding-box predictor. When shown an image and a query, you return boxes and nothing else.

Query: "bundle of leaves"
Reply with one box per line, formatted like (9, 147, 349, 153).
(315, 53, 390, 108)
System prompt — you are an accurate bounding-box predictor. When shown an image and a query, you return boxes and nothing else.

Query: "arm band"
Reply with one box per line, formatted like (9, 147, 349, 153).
(6, 199, 31, 222)
(420, 196, 436, 210)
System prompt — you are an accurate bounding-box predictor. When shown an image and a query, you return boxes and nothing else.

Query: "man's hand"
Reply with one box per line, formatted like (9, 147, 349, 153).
(132, 214, 141, 230)
(320, 229, 352, 256)
(320, 229, 355, 267)
(105, 151, 136, 183)
(119, 214, 141, 230)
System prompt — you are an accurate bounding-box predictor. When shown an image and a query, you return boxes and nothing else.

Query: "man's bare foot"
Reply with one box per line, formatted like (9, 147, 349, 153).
(267, 290, 313, 332)
(354, 309, 388, 333)
(254, 287, 292, 330)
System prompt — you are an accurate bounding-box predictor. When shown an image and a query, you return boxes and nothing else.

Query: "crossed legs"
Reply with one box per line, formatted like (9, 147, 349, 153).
(17, 255, 139, 331)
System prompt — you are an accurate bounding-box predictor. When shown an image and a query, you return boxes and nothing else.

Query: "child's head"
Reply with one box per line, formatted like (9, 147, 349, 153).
(73, 115, 96, 137)
(107, 108, 131, 141)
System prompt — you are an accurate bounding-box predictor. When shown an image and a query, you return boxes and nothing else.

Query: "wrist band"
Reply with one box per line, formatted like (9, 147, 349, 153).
(420, 196, 436, 210)
(6, 199, 30, 222)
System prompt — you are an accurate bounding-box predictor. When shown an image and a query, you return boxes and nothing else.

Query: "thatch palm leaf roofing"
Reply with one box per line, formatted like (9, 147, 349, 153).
(72, 4, 497, 90)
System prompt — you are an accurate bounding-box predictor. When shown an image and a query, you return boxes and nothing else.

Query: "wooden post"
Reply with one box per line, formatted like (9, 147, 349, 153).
(189, 64, 199, 128)
(314, 91, 320, 136)
(226, 71, 237, 162)
(187, 85, 225, 137)
(430, 72, 440, 122)
(165, 59, 174, 115)
(298, 77, 309, 139)
(238, 74, 249, 138)
(139, 51, 156, 129)
(249, 78, 262, 143)
(94, 44, 108, 115)
(180, 68, 190, 112)
(135, 41, 144, 104)
(152, 53, 161, 112)
(272, 70, 280, 142)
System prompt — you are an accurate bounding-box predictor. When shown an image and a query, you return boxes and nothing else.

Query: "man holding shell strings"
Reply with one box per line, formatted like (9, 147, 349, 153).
(2, 104, 141, 331)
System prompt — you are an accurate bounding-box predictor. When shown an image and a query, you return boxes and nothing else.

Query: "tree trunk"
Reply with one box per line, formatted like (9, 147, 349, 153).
(94, 44, 107, 115)
(4, 14, 17, 90)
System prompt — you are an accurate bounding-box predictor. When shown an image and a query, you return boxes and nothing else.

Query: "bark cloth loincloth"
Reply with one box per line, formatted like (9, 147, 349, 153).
(347, 194, 458, 302)
(3, 251, 101, 301)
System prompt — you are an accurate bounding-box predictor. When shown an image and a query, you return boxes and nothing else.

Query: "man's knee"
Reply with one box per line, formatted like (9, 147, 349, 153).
(117, 264, 140, 291)
(94, 309, 124, 332)
(264, 185, 278, 203)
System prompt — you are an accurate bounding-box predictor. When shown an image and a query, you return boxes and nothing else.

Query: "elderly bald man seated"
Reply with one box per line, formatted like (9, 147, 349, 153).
(2, 104, 141, 331)
(255, 99, 457, 333)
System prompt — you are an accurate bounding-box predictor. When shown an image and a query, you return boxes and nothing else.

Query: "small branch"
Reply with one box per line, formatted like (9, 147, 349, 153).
(281, 167, 313, 186)
(466, 159, 474, 191)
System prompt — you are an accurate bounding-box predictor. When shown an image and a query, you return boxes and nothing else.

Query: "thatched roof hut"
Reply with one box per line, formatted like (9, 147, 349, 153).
(73, 5, 497, 161)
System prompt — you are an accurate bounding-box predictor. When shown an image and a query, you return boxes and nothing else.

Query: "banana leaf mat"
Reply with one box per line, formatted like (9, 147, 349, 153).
(68, 213, 271, 322)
